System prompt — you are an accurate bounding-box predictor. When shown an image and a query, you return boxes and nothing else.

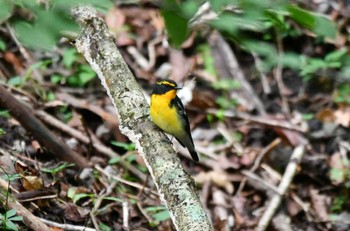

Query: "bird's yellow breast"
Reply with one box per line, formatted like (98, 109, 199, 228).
(150, 90, 183, 136)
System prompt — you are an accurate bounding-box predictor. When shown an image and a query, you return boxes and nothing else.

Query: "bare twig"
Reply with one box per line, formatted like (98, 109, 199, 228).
(39, 217, 96, 231)
(122, 201, 129, 230)
(252, 52, 271, 95)
(274, 32, 290, 114)
(236, 138, 281, 195)
(95, 165, 157, 195)
(257, 145, 305, 231)
(207, 109, 307, 133)
(89, 212, 100, 231)
(241, 170, 280, 194)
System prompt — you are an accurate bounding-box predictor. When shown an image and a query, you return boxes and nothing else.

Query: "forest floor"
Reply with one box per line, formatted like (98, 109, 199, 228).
(0, 1, 350, 231)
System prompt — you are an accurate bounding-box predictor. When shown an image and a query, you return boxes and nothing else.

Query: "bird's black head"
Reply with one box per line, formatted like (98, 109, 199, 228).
(152, 80, 181, 95)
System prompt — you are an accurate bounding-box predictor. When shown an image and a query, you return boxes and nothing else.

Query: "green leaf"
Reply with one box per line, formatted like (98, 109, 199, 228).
(50, 74, 63, 84)
(210, 13, 240, 36)
(108, 157, 121, 164)
(102, 196, 124, 203)
(41, 163, 75, 175)
(287, 5, 336, 39)
(152, 210, 170, 222)
(12, 20, 56, 51)
(210, 0, 237, 12)
(1, 173, 21, 181)
(110, 141, 135, 151)
(12, 2, 78, 51)
(212, 80, 240, 91)
(0, 0, 13, 23)
(77, 72, 95, 86)
(330, 168, 345, 183)
(331, 195, 347, 212)
(197, 44, 217, 77)
(325, 48, 347, 62)
(99, 222, 112, 231)
(7, 76, 24, 87)
(161, 0, 188, 47)
(264, 9, 289, 32)
(8, 216, 22, 222)
(216, 97, 237, 110)
(5, 209, 17, 218)
(63, 48, 78, 68)
(0, 110, 10, 118)
(73, 193, 94, 204)
(300, 58, 326, 76)
(0, 128, 5, 135)
(5, 220, 18, 231)
(0, 38, 7, 51)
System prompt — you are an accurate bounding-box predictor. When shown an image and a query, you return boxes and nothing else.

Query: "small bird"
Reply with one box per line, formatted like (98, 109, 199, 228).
(150, 80, 199, 162)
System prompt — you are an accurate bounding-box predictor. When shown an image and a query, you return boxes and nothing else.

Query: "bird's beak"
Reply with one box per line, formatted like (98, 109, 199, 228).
(175, 86, 182, 90)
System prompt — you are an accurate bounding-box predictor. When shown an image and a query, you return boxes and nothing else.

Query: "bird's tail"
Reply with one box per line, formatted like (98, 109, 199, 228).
(189, 148, 199, 162)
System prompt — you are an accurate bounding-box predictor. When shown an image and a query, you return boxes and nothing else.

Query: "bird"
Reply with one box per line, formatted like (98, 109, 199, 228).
(150, 79, 199, 162)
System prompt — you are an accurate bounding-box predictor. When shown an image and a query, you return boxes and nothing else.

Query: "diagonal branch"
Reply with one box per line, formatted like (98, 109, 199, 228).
(71, 6, 213, 231)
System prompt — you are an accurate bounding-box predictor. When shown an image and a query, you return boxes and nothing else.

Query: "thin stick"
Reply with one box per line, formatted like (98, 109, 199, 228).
(206, 109, 307, 133)
(236, 138, 281, 195)
(252, 52, 271, 95)
(257, 145, 305, 231)
(39, 217, 96, 231)
(95, 165, 158, 196)
(274, 31, 290, 114)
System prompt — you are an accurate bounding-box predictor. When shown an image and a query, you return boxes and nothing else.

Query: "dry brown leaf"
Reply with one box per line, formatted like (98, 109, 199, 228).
(316, 108, 335, 123)
(22, 175, 43, 190)
(63, 203, 90, 222)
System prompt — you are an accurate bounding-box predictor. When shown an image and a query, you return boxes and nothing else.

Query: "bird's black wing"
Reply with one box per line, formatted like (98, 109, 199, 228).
(170, 96, 193, 145)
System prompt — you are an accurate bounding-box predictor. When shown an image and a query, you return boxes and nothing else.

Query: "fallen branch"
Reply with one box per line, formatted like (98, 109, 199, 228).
(71, 6, 213, 231)
(0, 84, 88, 168)
(257, 145, 305, 231)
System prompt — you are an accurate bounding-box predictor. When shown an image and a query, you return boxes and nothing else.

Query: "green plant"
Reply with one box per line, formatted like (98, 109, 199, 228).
(300, 49, 348, 80)
(0, 128, 5, 136)
(55, 105, 73, 123)
(67, 64, 96, 87)
(0, 209, 23, 231)
(67, 187, 95, 204)
(145, 206, 170, 226)
(331, 195, 347, 212)
(0, 170, 23, 231)
(0, 0, 113, 51)
(110, 141, 136, 151)
(0, 110, 10, 118)
(41, 162, 75, 179)
(99, 223, 112, 231)
(333, 84, 350, 104)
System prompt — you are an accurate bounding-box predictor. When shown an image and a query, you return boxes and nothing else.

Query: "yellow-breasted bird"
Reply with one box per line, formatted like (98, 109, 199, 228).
(150, 80, 199, 162)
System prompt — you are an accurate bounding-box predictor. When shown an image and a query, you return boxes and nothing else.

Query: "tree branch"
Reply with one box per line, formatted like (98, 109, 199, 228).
(71, 6, 213, 231)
